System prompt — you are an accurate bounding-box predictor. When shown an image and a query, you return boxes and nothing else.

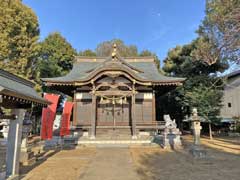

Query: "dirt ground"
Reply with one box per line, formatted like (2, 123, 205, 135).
(20, 136, 240, 180)
(21, 148, 96, 180)
(131, 136, 240, 180)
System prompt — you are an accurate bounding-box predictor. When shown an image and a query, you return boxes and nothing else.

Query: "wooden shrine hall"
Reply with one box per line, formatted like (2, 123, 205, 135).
(42, 44, 185, 139)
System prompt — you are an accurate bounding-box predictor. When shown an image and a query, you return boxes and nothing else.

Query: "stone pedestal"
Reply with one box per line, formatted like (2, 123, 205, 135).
(162, 128, 182, 149)
(132, 135, 137, 140)
(20, 137, 36, 166)
(189, 145, 207, 158)
(20, 148, 35, 166)
(20, 115, 36, 166)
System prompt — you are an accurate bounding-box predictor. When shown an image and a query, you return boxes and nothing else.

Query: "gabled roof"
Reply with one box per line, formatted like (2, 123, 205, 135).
(42, 56, 185, 86)
(42, 44, 184, 86)
(0, 69, 49, 106)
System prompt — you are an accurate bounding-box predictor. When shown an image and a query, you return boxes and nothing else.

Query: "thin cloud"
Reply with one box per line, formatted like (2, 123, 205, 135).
(143, 27, 169, 47)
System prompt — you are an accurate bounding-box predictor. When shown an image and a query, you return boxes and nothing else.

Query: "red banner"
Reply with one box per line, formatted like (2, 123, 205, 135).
(60, 102, 73, 136)
(41, 93, 60, 140)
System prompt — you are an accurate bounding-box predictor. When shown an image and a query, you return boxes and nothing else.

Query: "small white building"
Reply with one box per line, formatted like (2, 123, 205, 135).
(221, 70, 240, 120)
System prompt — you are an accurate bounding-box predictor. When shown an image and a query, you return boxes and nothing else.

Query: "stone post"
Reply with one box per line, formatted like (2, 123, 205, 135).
(6, 109, 26, 178)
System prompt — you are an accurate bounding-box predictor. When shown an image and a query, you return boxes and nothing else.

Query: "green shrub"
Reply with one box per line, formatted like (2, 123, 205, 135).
(236, 124, 240, 133)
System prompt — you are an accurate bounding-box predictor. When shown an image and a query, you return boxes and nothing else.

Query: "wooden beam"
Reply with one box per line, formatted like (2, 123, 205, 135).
(0, 114, 17, 120)
(95, 90, 133, 96)
(72, 91, 77, 126)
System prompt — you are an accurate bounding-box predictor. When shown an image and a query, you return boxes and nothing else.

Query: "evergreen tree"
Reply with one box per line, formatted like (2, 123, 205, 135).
(95, 39, 138, 57)
(37, 32, 77, 78)
(193, 0, 240, 65)
(81, 39, 161, 69)
(0, 0, 40, 80)
(78, 49, 96, 56)
(163, 40, 228, 138)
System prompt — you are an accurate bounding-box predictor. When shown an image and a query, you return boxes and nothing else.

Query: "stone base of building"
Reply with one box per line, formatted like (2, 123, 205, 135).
(42, 128, 169, 148)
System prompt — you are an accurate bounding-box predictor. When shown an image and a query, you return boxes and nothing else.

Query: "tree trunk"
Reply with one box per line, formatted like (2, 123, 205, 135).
(209, 122, 213, 140)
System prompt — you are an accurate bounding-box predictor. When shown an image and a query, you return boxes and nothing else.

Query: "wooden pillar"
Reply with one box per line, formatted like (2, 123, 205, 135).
(6, 109, 26, 178)
(90, 94, 96, 139)
(72, 91, 77, 126)
(152, 90, 156, 122)
(132, 82, 137, 139)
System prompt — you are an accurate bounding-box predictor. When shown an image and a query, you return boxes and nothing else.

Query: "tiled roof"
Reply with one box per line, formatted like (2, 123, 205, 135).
(0, 69, 49, 105)
(42, 56, 185, 85)
(227, 69, 240, 78)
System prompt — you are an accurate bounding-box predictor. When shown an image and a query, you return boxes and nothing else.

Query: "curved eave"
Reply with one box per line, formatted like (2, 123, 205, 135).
(76, 64, 148, 83)
(42, 67, 186, 87)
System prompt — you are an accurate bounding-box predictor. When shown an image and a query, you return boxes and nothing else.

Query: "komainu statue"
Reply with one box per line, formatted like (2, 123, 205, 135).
(163, 114, 177, 129)
(162, 114, 182, 149)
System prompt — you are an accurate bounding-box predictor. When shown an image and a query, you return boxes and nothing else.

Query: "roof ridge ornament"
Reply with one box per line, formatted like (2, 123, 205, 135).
(111, 43, 117, 61)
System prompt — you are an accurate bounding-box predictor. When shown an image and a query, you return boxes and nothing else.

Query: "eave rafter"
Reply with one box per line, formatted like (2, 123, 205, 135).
(45, 80, 183, 87)
(0, 93, 48, 107)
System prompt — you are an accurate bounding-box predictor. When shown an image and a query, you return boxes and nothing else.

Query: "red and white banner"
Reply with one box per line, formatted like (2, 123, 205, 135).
(60, 102, 73, 136)
(41, 93, 60, 140)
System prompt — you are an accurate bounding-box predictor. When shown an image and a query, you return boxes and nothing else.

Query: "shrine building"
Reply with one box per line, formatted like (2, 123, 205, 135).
(42, 45, 184, 139)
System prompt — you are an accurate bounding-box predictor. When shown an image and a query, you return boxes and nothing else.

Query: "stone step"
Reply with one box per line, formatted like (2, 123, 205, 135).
(76, 140, 162, 148)
(77, 139, 152, 146)
(96, 129, 132, 136)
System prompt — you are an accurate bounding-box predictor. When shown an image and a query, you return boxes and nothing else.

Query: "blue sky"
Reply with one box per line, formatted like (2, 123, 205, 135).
(23, 0, 205, 62)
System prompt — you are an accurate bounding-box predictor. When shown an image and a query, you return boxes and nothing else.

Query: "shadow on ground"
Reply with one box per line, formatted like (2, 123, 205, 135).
(19, 147, 96, 180)
(19, 149, 61, 179)
(131, 140, 240, 180)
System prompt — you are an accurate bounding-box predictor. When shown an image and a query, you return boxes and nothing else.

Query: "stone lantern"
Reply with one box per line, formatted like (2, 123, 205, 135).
(189, 108, 206, 158)
(191, 108, 202, 145)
